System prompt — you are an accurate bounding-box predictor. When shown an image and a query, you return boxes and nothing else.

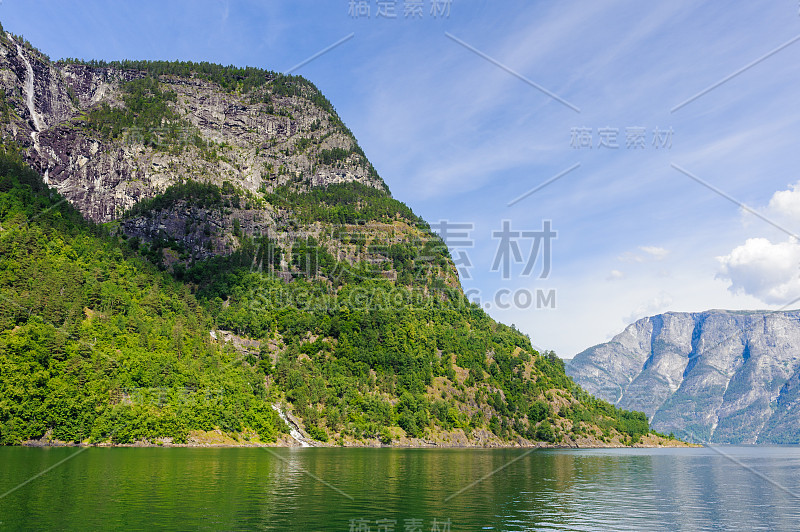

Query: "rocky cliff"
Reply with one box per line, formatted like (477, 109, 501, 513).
(0, 31, 383, 223)
(567, 310, 800, 443)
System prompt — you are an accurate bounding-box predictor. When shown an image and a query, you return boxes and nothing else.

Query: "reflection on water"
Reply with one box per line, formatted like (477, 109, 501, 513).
(1, 446, 799, 530)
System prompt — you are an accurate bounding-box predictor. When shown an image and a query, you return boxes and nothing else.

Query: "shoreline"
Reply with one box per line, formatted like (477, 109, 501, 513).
(19, 433, 697, 449)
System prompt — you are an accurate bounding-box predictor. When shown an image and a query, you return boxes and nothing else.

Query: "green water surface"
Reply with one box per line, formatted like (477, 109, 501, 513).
(1, 446, 799, 530)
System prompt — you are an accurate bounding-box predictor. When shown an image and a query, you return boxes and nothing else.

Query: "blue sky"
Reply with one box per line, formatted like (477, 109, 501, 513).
(5, 1, 800, 357)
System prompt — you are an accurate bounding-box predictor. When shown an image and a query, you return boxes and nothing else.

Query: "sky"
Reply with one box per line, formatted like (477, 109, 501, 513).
(4, 0, 800, 357)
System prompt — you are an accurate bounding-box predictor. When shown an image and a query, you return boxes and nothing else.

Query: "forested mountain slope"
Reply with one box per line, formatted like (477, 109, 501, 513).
(0, 25, 678, 447)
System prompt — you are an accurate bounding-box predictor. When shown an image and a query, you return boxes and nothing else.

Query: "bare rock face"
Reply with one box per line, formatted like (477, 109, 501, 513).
(0, 32, 385, 224)
(119, 200, 279, 261)
(567, 310, 800, 443)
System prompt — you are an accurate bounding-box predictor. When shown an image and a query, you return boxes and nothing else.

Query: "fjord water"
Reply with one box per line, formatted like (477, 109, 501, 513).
(1, 447, 799, 531)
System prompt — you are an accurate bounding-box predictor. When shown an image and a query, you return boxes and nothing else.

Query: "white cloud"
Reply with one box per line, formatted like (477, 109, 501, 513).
(640, 246, 669, 260)
(607, 269, 624, 281)
(768, 182, 800, 227)
(716, 237, 800, 305)
(623, 293, 673, 325)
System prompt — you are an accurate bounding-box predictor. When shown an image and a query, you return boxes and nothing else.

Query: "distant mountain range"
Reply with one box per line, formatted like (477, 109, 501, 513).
(566, 310, 800, 444)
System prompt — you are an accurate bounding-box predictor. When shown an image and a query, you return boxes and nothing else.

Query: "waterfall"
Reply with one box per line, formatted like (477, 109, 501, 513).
(272, 404, 311, 447)
(12, 37, 44, 132)
(8, 33, 44, 154)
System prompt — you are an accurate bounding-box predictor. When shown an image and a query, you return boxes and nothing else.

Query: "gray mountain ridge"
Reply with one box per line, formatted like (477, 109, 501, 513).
(566, 309, 800, 444)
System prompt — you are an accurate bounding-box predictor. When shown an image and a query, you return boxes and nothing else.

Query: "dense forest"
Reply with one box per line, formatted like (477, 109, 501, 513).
(0, 146, 285, 444)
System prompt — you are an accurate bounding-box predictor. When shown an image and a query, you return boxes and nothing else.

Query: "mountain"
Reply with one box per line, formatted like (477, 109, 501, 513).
(567, 309, 800, 444)
(0, 24, 678, 448)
